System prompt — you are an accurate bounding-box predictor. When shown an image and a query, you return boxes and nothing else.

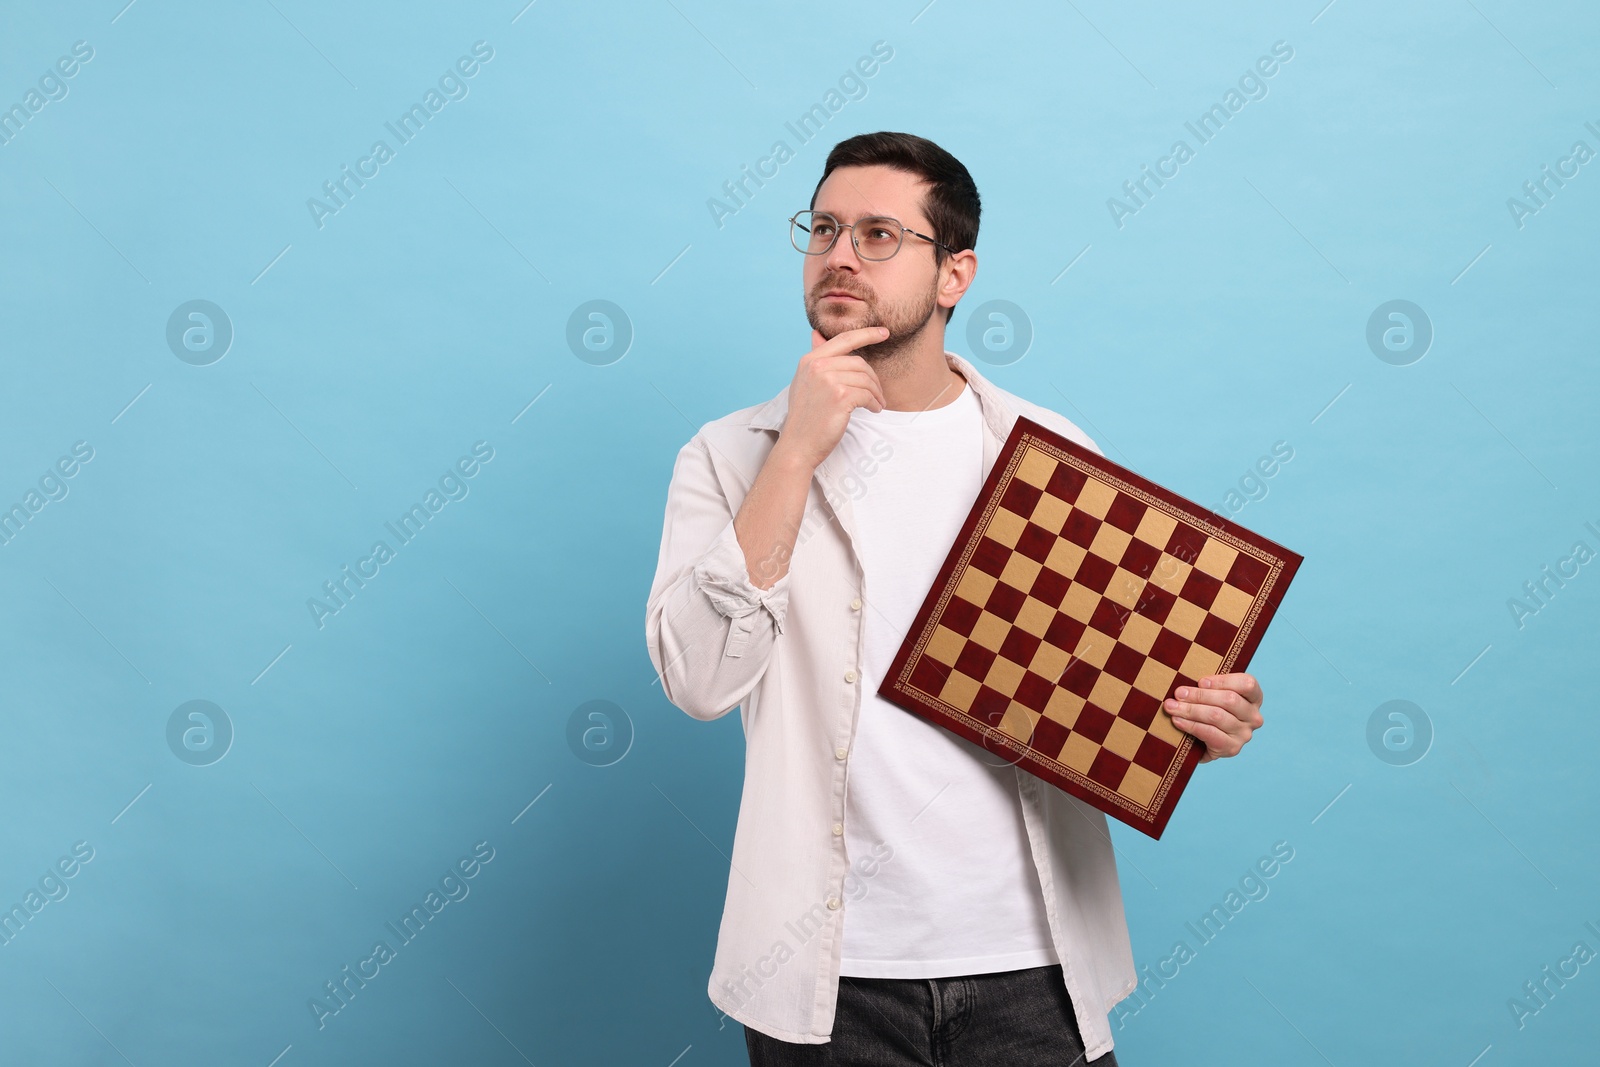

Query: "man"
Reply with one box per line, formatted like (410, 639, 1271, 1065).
(644, 131, 1266, 1065)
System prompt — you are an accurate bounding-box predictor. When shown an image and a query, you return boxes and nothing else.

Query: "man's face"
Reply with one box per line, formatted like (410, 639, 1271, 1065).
(802, 165, 947, 361)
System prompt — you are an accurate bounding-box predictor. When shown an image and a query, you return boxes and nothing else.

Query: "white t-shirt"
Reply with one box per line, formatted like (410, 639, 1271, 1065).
(835, 376, 1060, 979)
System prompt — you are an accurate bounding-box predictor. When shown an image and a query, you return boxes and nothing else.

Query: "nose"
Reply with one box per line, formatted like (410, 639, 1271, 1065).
(823, 227, 863, 273)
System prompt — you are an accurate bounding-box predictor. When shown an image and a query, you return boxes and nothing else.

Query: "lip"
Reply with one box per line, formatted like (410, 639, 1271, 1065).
(822, 292, 863, 301)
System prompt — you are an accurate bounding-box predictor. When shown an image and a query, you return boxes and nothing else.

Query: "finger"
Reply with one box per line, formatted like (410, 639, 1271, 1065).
(829, 380, 883, 413)
(1172, 699, 1259, 735)
(1208, 672, 1262, 704)
(810, 358, 887, 410)
(845, 361, 887, 409)
(1164, 698, 1231, 728)
(1166, 698, 1255, 752)
(1201, 672, 1263, 704)
(849, 386, 883, 413)
(1168, 713, 1237, 758)
(852, 354, 885, 399)
(834, 368, 886, 410)
(811, 325, 890, 357)
(1168, 685, 1254, 725)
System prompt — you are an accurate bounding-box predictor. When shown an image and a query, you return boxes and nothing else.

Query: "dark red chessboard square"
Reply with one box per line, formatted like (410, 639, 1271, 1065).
(1103, 643, 1146, 684)
(908, 654, 952, 697)
(1104, 494, 1147, 534)
(1014, 670, 1057, 710)
(1135, 584, 1177, 625)
(1165, 524, 1208, 564)
(970, 538, 1013, 579)
(997, 626, 1043, 667)
(1044, 611, 1087, 653)
(1133, 733, 1180, 775)
(999, 476, 1043, 516)
(1088, 747, 1133, 790)
(1227, 552, 1271, 594)
(1015, 522, 1058, 563)
(1063, 510, 1101, 549)
(1072, 703, 1116, 745)
(1179, 568, 1222, 610)
(1029, 712, 1072, 759)
(1119, 537, 1162, 579)
(952, 638, 998, 682)
(878, 415, 1303, 840)
(970, 685, 1010, 728)
(1118, 689, 1162, 730)
(1074, 553, 1116, 594)
(1059, 656, 1099, 699)
(1046, 462, 1089, 502)
(1032, 567, 1072, 608)
(1149, 628, 1192, 669)
(1089, 599, 1131, 639)
(985, 580, 1028, 622)
(942, 594, 984, 637)
(1194, 614, 1240, 654)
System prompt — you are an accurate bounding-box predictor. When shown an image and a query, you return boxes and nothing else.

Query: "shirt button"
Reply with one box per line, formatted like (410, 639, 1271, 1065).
(844, 669, 857, 683)
(826, 897, 841, 910)
(835, 747, 849, 760)
(850, 597, 862, 611)
(832, 822, 844, 836)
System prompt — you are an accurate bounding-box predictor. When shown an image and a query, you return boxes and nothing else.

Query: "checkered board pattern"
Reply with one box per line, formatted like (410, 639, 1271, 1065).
(878, 416, 1303, 839)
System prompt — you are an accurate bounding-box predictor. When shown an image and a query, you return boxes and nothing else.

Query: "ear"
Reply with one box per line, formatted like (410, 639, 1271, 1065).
(938, 249, 977, 316)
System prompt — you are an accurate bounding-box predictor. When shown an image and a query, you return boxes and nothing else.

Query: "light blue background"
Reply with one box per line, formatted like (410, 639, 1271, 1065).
(2, 1, 1596, 1064)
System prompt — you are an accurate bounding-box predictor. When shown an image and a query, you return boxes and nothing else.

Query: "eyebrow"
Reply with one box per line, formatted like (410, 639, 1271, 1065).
(813, 208, 915, 225)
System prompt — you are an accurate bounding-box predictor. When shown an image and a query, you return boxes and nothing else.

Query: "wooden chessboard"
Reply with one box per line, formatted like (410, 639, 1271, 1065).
(877, 416, 1303, 839)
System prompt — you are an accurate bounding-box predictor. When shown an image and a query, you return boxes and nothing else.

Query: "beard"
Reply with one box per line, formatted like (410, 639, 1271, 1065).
(804, 270, 941, 370)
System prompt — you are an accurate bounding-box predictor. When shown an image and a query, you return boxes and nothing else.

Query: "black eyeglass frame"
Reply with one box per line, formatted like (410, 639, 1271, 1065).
(788, 210, 962, 261)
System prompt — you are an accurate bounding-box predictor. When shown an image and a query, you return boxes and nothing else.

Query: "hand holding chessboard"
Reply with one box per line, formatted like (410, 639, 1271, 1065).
(878, 416, 1303, 839)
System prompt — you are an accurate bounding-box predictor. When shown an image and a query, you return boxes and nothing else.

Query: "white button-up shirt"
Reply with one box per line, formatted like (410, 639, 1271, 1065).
(644, 350, 1139, 1060)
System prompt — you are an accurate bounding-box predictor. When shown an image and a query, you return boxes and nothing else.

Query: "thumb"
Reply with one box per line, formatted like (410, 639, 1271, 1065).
(811, 328, 827, 351)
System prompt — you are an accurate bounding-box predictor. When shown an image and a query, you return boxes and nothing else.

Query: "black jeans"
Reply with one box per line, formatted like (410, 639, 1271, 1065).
(743, 964, 1118, 1066)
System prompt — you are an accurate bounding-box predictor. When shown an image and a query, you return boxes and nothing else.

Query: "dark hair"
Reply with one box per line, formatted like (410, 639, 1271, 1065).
(808, 131, 979, 323)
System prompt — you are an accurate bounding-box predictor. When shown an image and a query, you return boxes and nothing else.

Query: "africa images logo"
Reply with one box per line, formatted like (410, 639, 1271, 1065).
(306, 442, 495, 629)
(306, 41, 495, 230)
(309, 841, 496, 1030)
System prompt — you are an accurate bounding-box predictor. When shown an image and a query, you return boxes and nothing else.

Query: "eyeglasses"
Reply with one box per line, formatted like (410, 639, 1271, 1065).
(788, 210, 959, 261)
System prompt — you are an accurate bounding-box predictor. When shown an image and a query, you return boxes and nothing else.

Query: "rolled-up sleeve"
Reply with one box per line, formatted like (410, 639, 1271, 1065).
(645, 435, 793, 721)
